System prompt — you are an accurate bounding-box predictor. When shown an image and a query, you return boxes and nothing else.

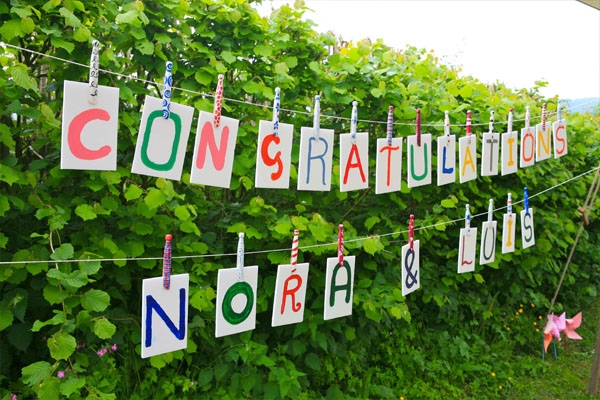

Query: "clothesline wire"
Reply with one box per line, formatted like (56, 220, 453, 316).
(2, 164, 598, 266)
(2, 42, 597, 128)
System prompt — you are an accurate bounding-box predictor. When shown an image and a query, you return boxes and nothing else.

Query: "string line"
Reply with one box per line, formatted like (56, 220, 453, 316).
(2, 164, 598, 266)
(2, 42, 597, 128)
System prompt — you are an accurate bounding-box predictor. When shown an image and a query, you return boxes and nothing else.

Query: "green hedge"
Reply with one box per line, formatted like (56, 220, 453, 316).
(1, 1, 599, 399)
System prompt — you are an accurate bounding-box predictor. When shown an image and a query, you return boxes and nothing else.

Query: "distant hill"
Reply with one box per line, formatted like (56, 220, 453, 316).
(565, 97, 599, 114)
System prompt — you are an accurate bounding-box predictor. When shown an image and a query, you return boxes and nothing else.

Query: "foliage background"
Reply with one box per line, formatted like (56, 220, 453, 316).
(1, 0, 599, 399)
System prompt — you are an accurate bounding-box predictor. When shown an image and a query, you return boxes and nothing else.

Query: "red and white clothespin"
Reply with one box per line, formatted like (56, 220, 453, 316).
(213, 74, 224, 128)
(466, 110, 472, 143)
(337, 224, 344, 267)
(290, 229, 299, 269)
(416, 109, 422, 147)
(507, 192, 513, 215)
(525, 106, 531, 130)
(162, 234, 172, 289)
(408, 214, 415, 250)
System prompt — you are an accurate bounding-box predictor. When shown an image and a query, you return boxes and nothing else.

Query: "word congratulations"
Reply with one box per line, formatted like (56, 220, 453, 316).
(60, 80, 568, 192)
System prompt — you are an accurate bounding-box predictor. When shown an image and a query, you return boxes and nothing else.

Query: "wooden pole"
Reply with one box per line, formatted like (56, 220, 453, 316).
(589, 316, 600, 395)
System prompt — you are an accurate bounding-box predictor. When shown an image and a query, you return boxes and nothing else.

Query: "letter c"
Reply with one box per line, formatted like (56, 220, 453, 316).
(68, 109, 112, 160)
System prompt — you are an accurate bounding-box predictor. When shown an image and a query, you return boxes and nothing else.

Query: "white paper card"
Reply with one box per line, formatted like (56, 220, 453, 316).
(255, 120, 294, 189)
(401, 240, 420, 296)
(407, 134, 432, 188)
(215, 266, 258, 338)
(141, 274, 189, 358)
(535, 122, 552, 162)
(323, 256, 355, 320)
(458, 227, 478, 273)
(297, 127, 334, 191)
(481, 132, 500, 176)
(132, 95, 194, 180)
(375, 137, 403, 194)
(479, 221, 497, 265)
(437, 135, 456, 186)
(520, 127, 536, 168)
(459, 136, 477, 183)
(190, 111, 239, 188)
(501, 131, 519, 176)
(552, 120, 568, 158)
(61, 81, 119, 171)
(272, 263, 309, 327)
(502, 213, 516, 253)
(339, 133, 369, 192)
(520, 208, 536, 249)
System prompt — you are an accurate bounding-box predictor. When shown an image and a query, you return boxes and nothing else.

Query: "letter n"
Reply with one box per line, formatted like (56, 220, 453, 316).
(196, 121, 230, 170)
(145, 288, 186, 347)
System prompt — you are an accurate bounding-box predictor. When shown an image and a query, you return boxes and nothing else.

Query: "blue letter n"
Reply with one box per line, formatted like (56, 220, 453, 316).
(145, 288, 186, 347)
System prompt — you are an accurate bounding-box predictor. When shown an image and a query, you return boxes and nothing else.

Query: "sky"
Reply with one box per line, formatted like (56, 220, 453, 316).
(256, 1, 600, 100)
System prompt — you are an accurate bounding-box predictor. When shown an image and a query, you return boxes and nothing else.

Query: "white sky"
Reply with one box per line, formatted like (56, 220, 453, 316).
(256, 1, 600, 99)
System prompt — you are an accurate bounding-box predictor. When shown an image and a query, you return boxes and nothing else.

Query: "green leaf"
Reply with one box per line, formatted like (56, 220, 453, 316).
(136, 40, 154, 55)
(116, 9, 139, 24)
(274, 62, 289, 75)
(59, 7, 81, 28)
(50, 243, 74, 260)
(47, 332, 76, 360)
(93, 317, 116, 339)
(124, 184, 143, 201)
(39, 376, 60, 400)
(75, 204, 97, 221)
(82, 289, 110, 312)
(344, 327, 356, 341)
(474, 273, 485, 284)
(254, 44, 272, 57)
(51, 37, 75, 53)
(364, 216, 380, 230)
(197, 369, 213, 386)
(150, 354, 166, 369)
(9, 65, 39, 92)
(221, 50, 236, 64)
(0, 309, 13, 331)
(441, 199, 454, 208)
(73, 26, 91, 42)
(60, 377, 86, 397)
(0, 20, 23, 41)
(21, 17, 35, 34)
(144, 189, 166, 209)
(7, 322, 33, 351)
(174, 205, 191, 221)
(43, 284, 67, 305)
(305, 353, 320, 370)
(459, 84, 473, 98)
(21, 361, 52, 385)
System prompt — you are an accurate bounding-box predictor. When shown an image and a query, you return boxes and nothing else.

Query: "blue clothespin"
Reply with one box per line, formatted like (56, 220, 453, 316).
(524, 187, 530, 215)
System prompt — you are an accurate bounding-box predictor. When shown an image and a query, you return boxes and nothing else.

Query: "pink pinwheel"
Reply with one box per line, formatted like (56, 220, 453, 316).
(543, 312, 582, 352)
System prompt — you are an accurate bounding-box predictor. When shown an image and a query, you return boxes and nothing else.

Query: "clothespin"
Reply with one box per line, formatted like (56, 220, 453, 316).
(465, 204, 471, 232)
(489, 110, 495, 133)
(237, 232, 244, 281)
(89, 40, 100, 104)
(416, 109, 422, 147)
(525, 106, 531, 130)
(350, 101, 358, 144)
(488, 199, 494, 222)
(313, 95, 321, 138)
(524, 187, 530, 216)
(408, 214, 415, 250)
(162, 234, 172, 289)
(273, 87, 281, 137)
(213, 74, 224, 128)
(290, 229, 299, 267)
(557, 100, 562, 121)
(386, 106, 394, 146)
(444, 110, 451, 143)
(162, 61, 173, 119)
(507, 192, 513, 214)
(508, 108, 513, 133)
(542, 103, 546, 131)
(338, 224, 344, 267)
(466, 110, 472, 144)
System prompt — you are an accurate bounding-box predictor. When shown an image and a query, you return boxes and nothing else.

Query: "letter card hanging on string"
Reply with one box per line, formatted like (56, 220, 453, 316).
(521, 208, 535, 249)
(324, 256, 355, 320)
(340, 132, 369, 191)
(459, 136, 477, 183)
(297, 127, 335, 191)
(437, 135, 456, 186)
(375, 137, 403, 194)
(132, 95, 194, 180)
(407, 134, 432, 188)
(141, 274, 189, 358)
(458, 227, 478, 273)
(480, 220, 497, 265)
(553, 108, 568, 158)
(215, 266, 258, 337)
(272, 263, 310, 327)
(61, 81, 120, 170)
(401, 240, 420, 296)
(255, 119, 293, 189)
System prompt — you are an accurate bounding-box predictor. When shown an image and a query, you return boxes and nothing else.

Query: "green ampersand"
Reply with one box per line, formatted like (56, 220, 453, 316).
(222, 281, 254, 325)
(141, 110, 182, 171)
(410, 143, 428, 181)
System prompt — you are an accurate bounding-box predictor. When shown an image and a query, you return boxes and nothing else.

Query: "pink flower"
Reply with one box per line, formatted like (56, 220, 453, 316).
(190, 381, 195, 386)
(97, 348, 108, 356)
(111, 344, 117, 351)
(57, 371, 65, 378)
(389, 331, 393, 336)
(11, 394, 17, 400)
